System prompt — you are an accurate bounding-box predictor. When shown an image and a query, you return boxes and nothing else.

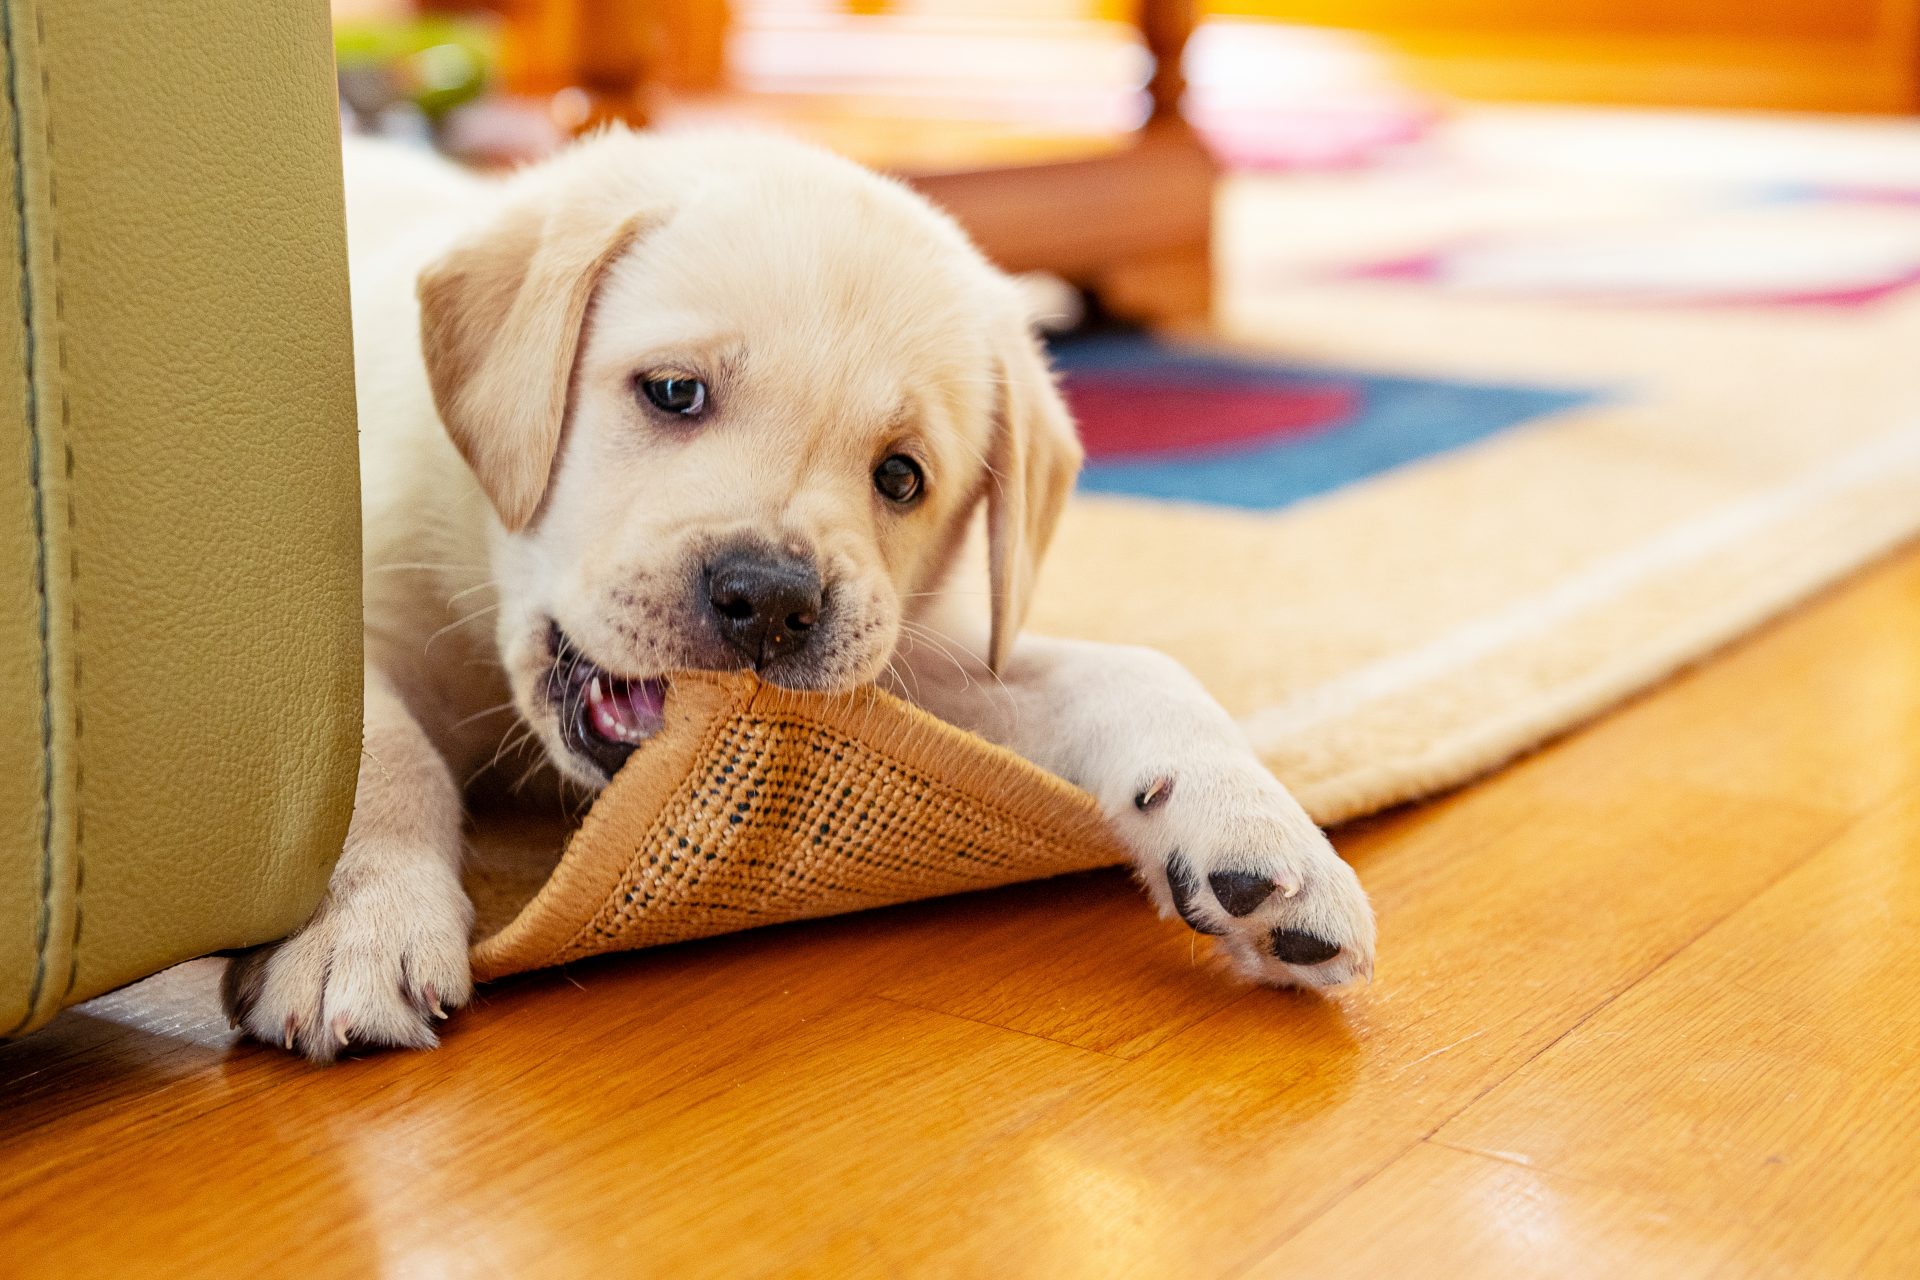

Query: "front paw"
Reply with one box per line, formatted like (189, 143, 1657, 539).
(222, 855, 475, 1064)
(1125, 768, 1375, 989)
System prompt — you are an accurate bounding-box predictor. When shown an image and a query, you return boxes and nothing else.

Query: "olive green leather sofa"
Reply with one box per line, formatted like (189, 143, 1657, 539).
(1, 0, 361, 1036)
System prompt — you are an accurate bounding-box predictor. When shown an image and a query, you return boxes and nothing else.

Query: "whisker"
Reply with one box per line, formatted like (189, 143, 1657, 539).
(896, 620, 978, 690)
(898, 618, 1018, 721)
(446, 580, 499, 608)
(369, 560, 488, 575)
(468, 719, 536, 788)
(884, 641, 924, 703)
(423, 603, 502, 657)
(451, 700, 518, 730)
(512, 754, 551, 796)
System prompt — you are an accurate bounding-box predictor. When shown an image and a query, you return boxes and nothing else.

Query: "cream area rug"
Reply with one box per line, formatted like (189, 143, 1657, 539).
(1037, 106, 1920, 824)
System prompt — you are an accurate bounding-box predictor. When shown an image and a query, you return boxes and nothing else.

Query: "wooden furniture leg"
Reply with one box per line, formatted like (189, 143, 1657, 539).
(905, 0, 1217, 327)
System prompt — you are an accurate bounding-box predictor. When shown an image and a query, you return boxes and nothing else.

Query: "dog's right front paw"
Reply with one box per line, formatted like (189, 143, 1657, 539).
(1123, 764, 1376, 992)
(222, 858, 475, 1064)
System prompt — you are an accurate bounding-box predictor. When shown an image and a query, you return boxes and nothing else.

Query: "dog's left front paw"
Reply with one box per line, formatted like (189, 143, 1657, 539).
(220, 851, 475, 1063)
(1123, 766, 1376, 990)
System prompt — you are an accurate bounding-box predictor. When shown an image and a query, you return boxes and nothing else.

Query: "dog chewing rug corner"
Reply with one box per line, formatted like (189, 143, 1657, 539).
(467, 113, 1920, 977)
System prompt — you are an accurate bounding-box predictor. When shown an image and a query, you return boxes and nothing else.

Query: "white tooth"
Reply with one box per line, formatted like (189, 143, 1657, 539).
(590, 675, 606, 704)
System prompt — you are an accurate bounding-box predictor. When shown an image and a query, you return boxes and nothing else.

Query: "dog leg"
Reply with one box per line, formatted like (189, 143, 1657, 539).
(222, 665, 474, 1062)
(892, 630, 1375, 988)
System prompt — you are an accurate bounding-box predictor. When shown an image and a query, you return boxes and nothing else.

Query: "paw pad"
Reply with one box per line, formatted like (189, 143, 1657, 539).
(1206, 870, 1276, 917)
(1269, 928, 1341, 966)
(1164, 851, 1225, 935)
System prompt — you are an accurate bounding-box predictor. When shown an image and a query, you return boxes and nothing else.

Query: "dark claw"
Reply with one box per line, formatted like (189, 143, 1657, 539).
(1165, 851, 1225, 935)
(1270, 928, 1341, 966)
(1134, 775, 1174, 812)
(1206, 870, 1276, 917)
(220, 946, 274, 1026)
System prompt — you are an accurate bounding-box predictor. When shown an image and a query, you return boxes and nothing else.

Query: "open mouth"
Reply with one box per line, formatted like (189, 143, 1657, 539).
(548, 625, 669, 780)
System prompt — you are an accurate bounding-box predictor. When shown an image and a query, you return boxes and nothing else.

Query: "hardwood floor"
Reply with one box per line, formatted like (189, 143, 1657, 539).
(7, 544, 1920, 1277)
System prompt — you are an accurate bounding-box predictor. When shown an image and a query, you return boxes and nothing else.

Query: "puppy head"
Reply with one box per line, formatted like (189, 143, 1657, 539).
(418, 130, 1081, 787)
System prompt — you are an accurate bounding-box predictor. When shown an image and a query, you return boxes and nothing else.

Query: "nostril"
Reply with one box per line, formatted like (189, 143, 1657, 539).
(787, 609, 818, 631)
(713, 594, 754, 622)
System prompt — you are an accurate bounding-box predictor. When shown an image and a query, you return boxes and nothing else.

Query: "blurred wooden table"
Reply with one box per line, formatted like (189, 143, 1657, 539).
(902, 0, 1216, 324)
(477, 0, 1219, 323)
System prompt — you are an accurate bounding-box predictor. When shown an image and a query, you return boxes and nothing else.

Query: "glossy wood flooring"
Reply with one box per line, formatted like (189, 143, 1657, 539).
(7, 541, 1920, 1278)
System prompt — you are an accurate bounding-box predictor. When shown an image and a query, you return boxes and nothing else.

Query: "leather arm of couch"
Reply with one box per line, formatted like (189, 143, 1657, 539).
(1, 0, 361, 1035)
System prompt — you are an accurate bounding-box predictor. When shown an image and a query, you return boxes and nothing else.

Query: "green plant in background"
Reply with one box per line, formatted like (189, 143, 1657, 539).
(334, 17, 496, 128)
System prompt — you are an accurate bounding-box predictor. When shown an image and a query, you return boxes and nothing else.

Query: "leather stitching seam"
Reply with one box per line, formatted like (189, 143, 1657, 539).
(1, 0, 54, 1037)
(32, 3, 78, 1004)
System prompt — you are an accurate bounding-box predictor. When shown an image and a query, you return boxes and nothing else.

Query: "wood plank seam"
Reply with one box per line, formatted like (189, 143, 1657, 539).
(1225, 779, 1913, 1275)
(867, 991, 1135, 1060)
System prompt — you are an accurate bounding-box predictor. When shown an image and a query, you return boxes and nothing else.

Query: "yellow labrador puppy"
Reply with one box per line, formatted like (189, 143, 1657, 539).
(224, 129, 1375, 1061)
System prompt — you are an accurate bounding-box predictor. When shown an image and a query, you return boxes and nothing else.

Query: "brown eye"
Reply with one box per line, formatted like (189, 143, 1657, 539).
(873, 454, 924, 505)
(638, 375, 707, 417)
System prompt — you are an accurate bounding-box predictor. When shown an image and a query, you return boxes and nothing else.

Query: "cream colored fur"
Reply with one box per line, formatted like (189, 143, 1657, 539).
(223, 129, 1374, 1061)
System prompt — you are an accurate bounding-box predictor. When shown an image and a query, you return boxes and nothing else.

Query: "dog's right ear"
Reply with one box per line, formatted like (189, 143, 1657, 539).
(418, 194, 655, 532)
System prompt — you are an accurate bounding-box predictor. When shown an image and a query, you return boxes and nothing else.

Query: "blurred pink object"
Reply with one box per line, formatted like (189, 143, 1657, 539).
(1185, 22, 1439, 172)
(1334, 222, 1920, 309)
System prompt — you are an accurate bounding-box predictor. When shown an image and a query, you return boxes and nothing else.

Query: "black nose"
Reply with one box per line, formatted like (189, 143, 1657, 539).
(706, 551, 823, 667)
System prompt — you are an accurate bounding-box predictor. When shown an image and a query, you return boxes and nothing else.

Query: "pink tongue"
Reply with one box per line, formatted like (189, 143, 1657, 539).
(587, 676, 667, 745)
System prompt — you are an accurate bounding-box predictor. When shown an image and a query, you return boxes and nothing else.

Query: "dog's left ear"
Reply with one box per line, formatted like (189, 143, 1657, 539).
(418, 191, 656, 532)
(984, 312, 1084, 673)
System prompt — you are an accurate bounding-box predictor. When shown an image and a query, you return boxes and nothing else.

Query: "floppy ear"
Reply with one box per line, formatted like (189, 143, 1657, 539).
(984, 316, 1084, 673)
(418, 196, 654, 531)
